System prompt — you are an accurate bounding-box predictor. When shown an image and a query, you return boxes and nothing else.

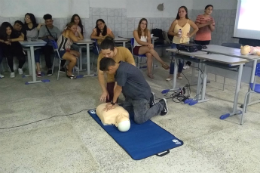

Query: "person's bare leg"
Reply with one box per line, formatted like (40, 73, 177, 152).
(146, 53, 153, 78)
(62, 52, 77, 76)
(149, 48, 169, 69)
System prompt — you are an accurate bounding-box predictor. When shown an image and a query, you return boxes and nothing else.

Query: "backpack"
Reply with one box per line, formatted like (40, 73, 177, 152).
(151, 28, 164, 45)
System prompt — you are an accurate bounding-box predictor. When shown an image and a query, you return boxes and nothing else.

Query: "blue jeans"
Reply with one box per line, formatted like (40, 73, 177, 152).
(34, 49, 41, 63)
(122, 94, 163, 124)
(169, 43, 183, 74)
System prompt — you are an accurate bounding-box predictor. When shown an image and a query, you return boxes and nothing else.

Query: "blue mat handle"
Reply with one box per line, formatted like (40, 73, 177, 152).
(156, 150, 170, 157)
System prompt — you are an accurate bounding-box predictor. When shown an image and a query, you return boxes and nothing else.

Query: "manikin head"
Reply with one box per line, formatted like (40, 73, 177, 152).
(240, 45, 251, 55)
(115, 114, 131, 132)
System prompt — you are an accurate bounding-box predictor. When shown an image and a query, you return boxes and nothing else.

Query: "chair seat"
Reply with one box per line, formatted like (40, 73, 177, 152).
(250, 83, 260, 93)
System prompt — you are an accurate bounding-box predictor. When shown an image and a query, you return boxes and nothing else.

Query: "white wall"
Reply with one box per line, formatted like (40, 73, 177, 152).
(89, 0, 126, 8)
(126, 0, 193, 18)
(192, 0, 237, 9)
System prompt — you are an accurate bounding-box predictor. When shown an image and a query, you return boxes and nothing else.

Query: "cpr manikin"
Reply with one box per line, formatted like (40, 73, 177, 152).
(96, 103, 130, 132)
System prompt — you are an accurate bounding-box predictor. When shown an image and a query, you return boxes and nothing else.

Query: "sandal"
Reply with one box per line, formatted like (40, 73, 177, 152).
(147, 73, 154, 79)
(66, 74, 76, 79)
(162, 63, 170, 70)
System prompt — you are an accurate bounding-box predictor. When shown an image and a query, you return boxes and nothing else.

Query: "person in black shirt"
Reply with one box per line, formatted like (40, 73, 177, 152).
(99, 58, 168, 124)
(0, 22, 25, 78)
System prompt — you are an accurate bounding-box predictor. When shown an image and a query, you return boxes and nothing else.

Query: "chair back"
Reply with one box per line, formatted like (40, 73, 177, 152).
(49, 40, 58, 50)
(255, 63, 260, 77)
(221, 43, 241, 49)
(92, 39, 100, 55)
(130, 38, 135, 54)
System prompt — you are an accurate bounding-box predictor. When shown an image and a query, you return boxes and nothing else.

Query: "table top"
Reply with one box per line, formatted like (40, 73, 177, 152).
(19, 40, 46, 47)
(166, 48, 207, 57)
(77, 38, 94, 44)
(202, 45, 260, 60)
(195, 53, 248, 65)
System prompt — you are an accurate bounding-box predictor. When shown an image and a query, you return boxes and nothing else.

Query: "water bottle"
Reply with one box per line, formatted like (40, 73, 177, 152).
(178, 29, 182, 38)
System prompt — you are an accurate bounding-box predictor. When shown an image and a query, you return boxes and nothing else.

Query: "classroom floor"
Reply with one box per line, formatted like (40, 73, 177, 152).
(0, 59, 260, 173)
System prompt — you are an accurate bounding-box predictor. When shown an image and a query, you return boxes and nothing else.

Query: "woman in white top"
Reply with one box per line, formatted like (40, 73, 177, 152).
(133, 18, 169, 79)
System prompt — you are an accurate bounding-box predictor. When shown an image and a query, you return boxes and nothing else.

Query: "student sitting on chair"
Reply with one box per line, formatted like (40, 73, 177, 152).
(38, 14, 61, 76)
(97, 37, 135, 103)
(99, 58, 168, 124)
(57, 22, 83, 79)
(0, 22, 26, 78)
(90, 19, 114, 45)
(24, 13, 43, 77)
(133, 18, 169, 79)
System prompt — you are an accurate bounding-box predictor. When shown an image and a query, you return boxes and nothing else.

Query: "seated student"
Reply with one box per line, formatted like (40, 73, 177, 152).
(0, 22, 26, 78)
(98, 37, 135, 103)
(24, 13, 43, 77)
(38, 14, 61, 76)
(71, 14, 84, 38)
(57, 22, 83, 79)
(13, 20, 26, 36)
(90, 19, 114, 45)
(100, 58, 168, 124)
(133, 18, 169, 79)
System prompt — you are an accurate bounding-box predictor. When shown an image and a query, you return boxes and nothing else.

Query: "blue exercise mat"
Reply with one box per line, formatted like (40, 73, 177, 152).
(88, 109, 183, 160)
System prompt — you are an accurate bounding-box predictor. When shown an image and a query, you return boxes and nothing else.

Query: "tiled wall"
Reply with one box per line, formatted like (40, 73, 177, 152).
(0, 8, 239, 45)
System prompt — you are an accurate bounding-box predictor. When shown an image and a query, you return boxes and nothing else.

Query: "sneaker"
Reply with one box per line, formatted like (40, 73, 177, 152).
(0, 74, 4, 78)
(159, 98, 168, 116)
(18, 68, 23, 75)
(183, 65, 190, 70)
(59, 67, 66, 73)
(37, 71, 42, 78)
(47, 69, 53, 76)
(150, 92, 155, 107)
(10, 72, 15, 78)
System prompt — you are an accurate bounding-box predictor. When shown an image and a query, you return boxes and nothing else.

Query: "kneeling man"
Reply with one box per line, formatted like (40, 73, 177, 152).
(99, 58, 168, 124)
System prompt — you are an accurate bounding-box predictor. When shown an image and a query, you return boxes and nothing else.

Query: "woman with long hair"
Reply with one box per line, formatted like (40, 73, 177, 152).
(24, 13, 43, 77)
(0, 22, 26, 78)
(194, 5, 215, 48)
(90, 19, 114, 45)
(133, 18, 169, 79)
(70, 14, 84, 38)
(57, 22, 83, 79)
(166, 6, 198, 81)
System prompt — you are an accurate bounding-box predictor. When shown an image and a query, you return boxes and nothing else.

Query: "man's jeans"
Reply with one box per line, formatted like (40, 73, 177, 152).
(122, 95, 163, 124)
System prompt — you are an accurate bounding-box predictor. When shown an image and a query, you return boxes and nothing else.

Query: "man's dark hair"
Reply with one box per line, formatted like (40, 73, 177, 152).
(99, 58, 116, 71)
(14, 20, 23, 26)
(43, 14, 52, 20)
(100, 36, 115, 50)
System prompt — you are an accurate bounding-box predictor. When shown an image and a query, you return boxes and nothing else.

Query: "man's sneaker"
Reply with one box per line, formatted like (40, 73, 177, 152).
(37, 71, 42, 78)
(150, 92, 155, 107)
(159, 98, 168, 116)
(47, 69, 53, 76)
(18, 68, 23, 75)
(183, 65, 190, 70)
(59, 67, 66, 73)
(0, 74, 4, 78)
(10, 72, 15, 78)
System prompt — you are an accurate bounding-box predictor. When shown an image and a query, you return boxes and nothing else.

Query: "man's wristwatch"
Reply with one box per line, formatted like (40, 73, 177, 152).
(111, 101, 115, 105)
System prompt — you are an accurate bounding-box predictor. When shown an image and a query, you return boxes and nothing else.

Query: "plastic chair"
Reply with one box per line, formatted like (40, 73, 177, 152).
(130, 38, 154, 70)
(241, 63, 260, 124)
(220, 43, 242, 90)
(49, 40, 79, 80)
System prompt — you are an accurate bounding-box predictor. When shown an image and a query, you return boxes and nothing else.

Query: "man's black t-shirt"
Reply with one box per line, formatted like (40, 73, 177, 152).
(115, 61, 151, 100)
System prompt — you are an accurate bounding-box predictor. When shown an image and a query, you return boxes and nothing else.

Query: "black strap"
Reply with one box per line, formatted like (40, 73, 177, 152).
(156, 150, 170, 157)
(45, 25, 54, 39)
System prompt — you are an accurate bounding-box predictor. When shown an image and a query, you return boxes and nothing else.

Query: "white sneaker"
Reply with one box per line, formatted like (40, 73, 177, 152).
(0, 74, 4, 78)
(18, 68, 23, 75)
(10, 72, 15, 78)
(183, 65, 190, 70)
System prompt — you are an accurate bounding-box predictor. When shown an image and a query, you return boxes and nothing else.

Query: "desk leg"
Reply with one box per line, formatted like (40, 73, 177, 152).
(196, 63, 202, 100)
(220, 64, 243, 120)
(26, 46, 44, 84)
(79, 46, 83, 71)
(27, 49, 32, 76)
(123, 42, 126, 47)
(171, 57, 178, 91)
(245, 59, 260, 107)
(201, 63, 207, 101)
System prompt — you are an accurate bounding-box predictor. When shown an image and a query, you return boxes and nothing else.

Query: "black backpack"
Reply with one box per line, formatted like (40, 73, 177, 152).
(151, 28, 164, 45)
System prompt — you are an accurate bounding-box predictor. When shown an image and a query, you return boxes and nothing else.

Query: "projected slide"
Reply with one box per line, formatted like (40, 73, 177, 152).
(237, 0, 260, 31)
